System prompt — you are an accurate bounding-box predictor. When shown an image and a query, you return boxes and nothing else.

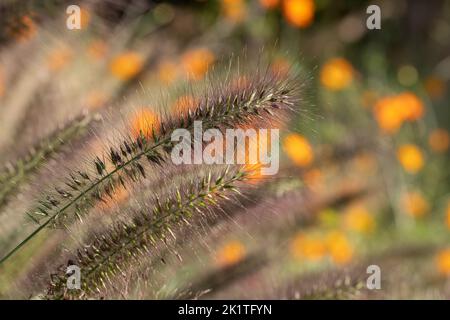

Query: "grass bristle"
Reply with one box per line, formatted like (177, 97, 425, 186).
(45, 167, 248, 299)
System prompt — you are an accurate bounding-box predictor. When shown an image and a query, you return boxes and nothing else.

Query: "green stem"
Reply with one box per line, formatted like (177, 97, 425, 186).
(0, 137, 169, 266)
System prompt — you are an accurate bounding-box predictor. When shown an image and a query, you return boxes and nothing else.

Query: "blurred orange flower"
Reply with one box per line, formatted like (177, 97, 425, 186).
(110, 51, 143, 81)
(291, 233, 327, 261)
(130, 108, 158, 139)
(343, 204, 375, 234)
(424, 76, 446, 99)
(326, 230, 354, 265)
(181, 48, 215, 80)
(87, 40, 108, 60)
(47, 47, 73, 72)
(397, 144, 424, 174)
(401, 191, 429, 218)
(283, 0, 315, 28)
(221, 0, 247, 22)
(260, 0, 280, 9)
(428, 129, 449, 153)
(373, 92, 424, 134)
(436, 249, 450, 277)
(283, 133, 314, 167)
(320, 58, 354, 91)
(292, 230, 354, 265)
(373, 96, 404, 133)
(217, 241, 246, 267)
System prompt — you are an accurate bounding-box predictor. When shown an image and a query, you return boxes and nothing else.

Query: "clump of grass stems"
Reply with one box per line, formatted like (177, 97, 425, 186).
(45, 167, 248, 299)
(0, 112, 101, 208)
(0, 69, 298, 269)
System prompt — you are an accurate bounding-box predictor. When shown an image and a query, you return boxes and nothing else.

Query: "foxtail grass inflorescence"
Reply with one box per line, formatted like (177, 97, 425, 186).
(0, 69, 299, 267)
(46, 167, 248, 299)
(0, 112, 101, 208)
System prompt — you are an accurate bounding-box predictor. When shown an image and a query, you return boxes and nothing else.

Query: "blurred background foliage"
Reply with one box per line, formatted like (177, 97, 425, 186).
(0, 0, 449, 299)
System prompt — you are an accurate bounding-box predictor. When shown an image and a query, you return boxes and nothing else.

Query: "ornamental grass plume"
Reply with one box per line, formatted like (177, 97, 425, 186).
(45, 167, 249, 299)
(3, 0, 446, 301)
(0, 60, 301, 289)
(0, 113, 101, 208)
